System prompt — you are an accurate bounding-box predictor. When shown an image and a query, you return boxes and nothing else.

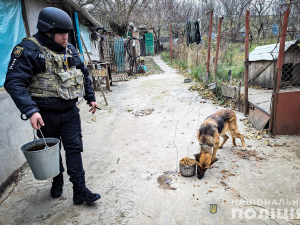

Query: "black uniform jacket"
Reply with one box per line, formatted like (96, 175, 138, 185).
(4, 31, 96, 118)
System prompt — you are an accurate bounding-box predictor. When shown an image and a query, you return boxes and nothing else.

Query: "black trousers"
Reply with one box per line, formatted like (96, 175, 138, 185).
(37, 106, 85, 184)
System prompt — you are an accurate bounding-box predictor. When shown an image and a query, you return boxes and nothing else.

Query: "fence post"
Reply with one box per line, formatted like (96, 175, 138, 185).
(206, 10, 213, 83)
(244, 10, 250, 115)
(214, 16, 223, 76)
(270, 8, 290, 135)
(170, 23, 172, 63)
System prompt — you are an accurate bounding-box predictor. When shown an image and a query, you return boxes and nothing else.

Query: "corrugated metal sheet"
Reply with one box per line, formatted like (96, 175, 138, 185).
(249, 40, 299, 62)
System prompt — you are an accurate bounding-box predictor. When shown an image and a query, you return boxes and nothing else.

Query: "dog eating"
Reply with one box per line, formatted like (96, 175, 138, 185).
(196, 109, 246, 179)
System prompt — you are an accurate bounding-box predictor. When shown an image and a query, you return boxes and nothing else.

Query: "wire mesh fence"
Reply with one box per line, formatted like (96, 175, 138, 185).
(278, 3, 300, 91)
(279, 40, 300, 90)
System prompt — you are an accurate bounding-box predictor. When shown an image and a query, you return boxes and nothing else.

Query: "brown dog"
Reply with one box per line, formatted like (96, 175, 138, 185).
(196, 109, 246, 179)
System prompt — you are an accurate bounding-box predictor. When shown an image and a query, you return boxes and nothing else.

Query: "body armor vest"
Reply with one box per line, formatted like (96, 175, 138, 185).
(26, 37, 84, 100)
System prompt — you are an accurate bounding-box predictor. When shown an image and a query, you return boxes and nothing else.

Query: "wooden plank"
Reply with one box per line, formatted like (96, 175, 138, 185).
(248, 61, 273, 84)
(248, 108, 270, 131)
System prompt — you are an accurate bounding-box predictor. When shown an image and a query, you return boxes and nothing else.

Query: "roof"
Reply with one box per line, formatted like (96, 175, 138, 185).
(62, 0, 102, 28)
(249, 40, 299, 62)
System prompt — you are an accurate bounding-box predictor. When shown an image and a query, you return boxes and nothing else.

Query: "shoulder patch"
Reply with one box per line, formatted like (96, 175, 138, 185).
(13, 46, 24, 58)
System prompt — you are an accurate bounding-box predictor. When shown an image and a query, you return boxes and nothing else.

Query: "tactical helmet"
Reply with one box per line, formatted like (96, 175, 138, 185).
(37, 7, 73, 33)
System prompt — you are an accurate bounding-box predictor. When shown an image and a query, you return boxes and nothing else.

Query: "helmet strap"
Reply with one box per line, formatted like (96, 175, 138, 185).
(51, 30, 55, 39)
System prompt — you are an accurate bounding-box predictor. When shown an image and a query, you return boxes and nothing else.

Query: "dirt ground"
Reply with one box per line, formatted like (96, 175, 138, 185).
(0, 55, 300, 225)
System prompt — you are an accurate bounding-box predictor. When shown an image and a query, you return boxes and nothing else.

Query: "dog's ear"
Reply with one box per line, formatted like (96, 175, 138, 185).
(194, 153, 200, 162)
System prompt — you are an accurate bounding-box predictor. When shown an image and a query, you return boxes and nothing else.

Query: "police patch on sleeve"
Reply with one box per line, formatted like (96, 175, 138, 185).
(13, 46, 24, 58)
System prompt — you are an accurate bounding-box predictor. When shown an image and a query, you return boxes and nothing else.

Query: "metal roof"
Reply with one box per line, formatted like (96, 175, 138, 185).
(62, 0, 102, 28)
(249, 40, 299, 62)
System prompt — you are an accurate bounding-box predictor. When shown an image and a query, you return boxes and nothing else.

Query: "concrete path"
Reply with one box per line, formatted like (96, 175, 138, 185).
(1, 55, 300, 225)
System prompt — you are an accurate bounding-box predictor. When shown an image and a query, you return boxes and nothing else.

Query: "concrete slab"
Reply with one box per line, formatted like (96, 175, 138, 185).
(0, 56, 300, 225)
(221, 85, 236, 98)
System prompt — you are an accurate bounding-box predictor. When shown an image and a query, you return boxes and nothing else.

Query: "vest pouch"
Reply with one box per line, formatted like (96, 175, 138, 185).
(57, 71, 77, 88)
(74, 69, 84, 98)
(74, 69, 84, 85)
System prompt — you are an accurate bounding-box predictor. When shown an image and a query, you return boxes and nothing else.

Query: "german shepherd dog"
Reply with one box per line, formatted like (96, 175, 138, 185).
(196, 109, 246, 179)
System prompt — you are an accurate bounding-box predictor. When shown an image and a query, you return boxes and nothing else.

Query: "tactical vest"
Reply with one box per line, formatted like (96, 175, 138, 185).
(25, 37, 84, 100)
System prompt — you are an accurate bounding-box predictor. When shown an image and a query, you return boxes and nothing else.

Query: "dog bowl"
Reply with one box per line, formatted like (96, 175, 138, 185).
(180, 163, 196, 177)
(179, 157, 196, 177)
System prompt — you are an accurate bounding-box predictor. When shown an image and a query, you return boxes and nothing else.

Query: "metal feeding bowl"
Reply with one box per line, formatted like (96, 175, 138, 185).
(179, 157, 196, 177)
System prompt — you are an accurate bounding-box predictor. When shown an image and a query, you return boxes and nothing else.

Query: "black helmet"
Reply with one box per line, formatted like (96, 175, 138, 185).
(37, 7, 73, 33)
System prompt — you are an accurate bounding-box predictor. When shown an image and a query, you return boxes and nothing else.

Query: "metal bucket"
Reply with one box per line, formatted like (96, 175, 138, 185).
(179, 163, 196, 177)
(21, 138, 60, 180)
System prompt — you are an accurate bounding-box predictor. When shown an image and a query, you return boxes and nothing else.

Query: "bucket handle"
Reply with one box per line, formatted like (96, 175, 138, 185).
(34, 121, 49, 150)
(33, 129, 37, 141)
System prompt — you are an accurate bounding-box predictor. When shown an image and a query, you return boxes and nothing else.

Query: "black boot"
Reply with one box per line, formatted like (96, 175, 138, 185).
(50, 173, 64, 198)
(73, 180, 101, 204)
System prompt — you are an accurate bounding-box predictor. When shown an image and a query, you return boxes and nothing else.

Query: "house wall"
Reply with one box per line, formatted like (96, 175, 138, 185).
(24, 0, 48, 36)
(0, 91, 32, 186)
(82, 38, 100, 64)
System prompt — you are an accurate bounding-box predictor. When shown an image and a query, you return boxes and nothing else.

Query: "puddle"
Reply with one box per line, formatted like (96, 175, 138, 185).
(157, 171, 177, 190)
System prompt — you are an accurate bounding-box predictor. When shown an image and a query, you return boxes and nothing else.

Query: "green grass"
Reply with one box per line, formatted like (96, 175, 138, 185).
(191, 65, 206, 81)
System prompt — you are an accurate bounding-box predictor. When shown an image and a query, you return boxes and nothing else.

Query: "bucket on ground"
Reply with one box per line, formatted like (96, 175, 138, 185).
(21, 138, 60, 180)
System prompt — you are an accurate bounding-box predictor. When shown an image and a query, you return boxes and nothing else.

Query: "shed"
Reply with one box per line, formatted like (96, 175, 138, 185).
(248, 40, 300, 88)
(135, 26, 154, 56)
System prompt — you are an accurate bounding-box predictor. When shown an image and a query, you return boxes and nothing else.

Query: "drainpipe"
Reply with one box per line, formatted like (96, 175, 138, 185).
(244, 10, 250, 115)
(214, 16, 223, 76)
(206, 10, 213, 83)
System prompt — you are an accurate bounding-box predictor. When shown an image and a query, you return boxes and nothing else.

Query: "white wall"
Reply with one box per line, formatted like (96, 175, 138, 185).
(24, 0, 48, 36)
(0, 91, 32, 185)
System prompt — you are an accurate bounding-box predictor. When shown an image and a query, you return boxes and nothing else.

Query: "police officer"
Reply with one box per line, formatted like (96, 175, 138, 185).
(5, 7, 100, 204)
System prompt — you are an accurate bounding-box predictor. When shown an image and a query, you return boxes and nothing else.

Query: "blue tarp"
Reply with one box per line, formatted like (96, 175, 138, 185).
(0, 0, 26, 87)
(79, 23, 92, 54)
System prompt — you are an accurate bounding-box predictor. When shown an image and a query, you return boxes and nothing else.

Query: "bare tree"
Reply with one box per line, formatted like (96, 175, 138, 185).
(82, 0, 148, 36)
